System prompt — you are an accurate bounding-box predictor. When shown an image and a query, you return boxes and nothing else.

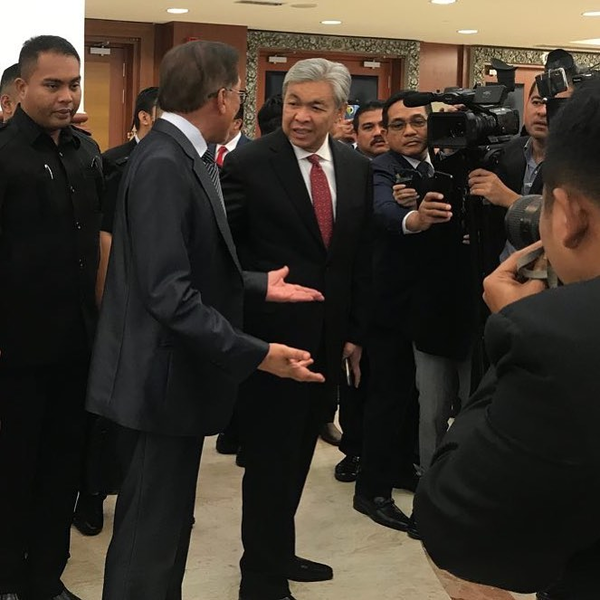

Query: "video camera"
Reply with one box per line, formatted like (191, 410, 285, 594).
(404, 85, 520, 150)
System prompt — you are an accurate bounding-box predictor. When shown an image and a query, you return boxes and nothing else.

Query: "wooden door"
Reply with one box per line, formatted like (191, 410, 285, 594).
(84, 46, 127, 151)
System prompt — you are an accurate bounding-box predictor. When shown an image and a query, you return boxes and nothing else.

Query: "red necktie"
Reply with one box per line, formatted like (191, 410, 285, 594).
(307, 154, 334, 247)
(216, 145, 228, 168)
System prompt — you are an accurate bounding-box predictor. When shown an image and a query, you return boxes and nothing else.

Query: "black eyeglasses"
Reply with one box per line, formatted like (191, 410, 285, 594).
(387, 117, 427, 132)
(208, 88, 248, 105)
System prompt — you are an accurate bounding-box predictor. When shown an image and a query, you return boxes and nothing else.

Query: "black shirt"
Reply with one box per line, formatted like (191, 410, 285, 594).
(0, 106, 102, 366)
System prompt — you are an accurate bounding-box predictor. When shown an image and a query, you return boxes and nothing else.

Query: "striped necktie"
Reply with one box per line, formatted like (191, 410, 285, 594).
(201, 148, 226, 212)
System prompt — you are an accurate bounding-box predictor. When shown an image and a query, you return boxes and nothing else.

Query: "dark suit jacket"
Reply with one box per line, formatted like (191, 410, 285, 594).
(87, 118, 269, 436)
(372, 150, 474, 359)
(495, 135, 544, 197)
(220, 130, 372, 382)
(102, 137, 137, 173)
(415, 277, 600, 598)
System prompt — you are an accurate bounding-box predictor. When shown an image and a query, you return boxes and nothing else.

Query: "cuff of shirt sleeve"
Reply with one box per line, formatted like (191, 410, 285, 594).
(402, 210, 420, 235)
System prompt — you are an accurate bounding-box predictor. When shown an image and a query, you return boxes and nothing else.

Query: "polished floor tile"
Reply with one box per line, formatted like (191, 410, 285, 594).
(64, 437, 536, 600)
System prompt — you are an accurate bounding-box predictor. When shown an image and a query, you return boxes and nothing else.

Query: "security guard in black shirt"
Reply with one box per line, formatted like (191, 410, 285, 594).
(0, 36, 101, 600)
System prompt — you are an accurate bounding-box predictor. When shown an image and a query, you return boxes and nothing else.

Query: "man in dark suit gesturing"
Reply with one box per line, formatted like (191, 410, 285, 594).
(415, 80, 600, 600)
(221, 58, 372, 600)
(87, 41, 325, 600)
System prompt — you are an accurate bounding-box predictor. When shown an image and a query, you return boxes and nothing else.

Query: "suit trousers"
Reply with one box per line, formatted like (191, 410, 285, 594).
(0, 361, 88, 599)
(238, 370, 334, 600)
(338, 353, 368, 458)
(102, 428, 203, 600)
(355, 327, 417, 499)
(413, 346, 471, 472)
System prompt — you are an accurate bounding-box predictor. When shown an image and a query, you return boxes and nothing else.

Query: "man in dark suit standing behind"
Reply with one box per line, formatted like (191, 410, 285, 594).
(415, 80, 600, 600)
(221, 58, 372, 600)
(87, 41, 325, 600)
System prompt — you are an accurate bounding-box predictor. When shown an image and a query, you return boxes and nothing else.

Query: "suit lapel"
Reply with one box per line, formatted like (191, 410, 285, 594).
(269, 130, 326, 252)
(329, 139, 355, 258)
(153, 119, 242, 272)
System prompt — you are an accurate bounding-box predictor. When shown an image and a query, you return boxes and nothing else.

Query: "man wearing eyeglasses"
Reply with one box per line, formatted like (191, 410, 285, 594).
(354, 91, 474, 536)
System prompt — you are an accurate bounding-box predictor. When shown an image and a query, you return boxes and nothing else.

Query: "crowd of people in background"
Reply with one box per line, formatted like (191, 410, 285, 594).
(1, 34, 600, 600)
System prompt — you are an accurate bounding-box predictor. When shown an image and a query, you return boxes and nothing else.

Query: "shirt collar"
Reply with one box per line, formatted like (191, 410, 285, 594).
(291, 134, 332, 163)
(391, 150, 433, 170)
(523, 137, 538, 167)
(160, 112, 207, 159)
(12, 105, 78, 148)
(219, 131, 242, 153)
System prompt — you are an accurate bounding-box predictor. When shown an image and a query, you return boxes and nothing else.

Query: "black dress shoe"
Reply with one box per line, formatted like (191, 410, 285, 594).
(407, 513, 421, 540)
(285, 555, 333, 582)
(0, 594, 22, 600)
(334, 455, 360, 482)
(52, 588, 83, 600)
(536, 591, 569, 600)
(216, 432, 239, 455)
(236, 449, 246, 468)
(239, 596, 296, 600)
(320, 422, 341, 446)
(73, 492, 104, 536)
(353, 494, 410, 532)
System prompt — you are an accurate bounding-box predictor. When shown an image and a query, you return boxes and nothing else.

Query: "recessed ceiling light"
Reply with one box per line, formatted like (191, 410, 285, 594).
(457, 29, 478, 34)
(166, 7, 189, 13)
(291, 2, 317, 6)
(582, 10, 600, 16)
(321, 19, 342, 25)
(431, 0, 457, 4)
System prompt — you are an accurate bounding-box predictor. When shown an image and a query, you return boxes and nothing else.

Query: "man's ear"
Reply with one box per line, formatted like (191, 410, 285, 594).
(554, 186, 589, 249)
(14, 77, 26, 98)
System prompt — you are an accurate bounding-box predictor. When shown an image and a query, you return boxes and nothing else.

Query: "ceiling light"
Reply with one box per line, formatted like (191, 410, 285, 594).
(166, 7, 189, 13)
(431, 0, 457, 4)
(291, 2, 317, 6)
(457, 29, 478, 34)
(582, 10, 600, 16)
(321, 19, 342, 25)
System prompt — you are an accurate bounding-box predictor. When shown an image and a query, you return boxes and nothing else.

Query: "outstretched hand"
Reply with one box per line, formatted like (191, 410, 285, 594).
(258, 343, 325, 383)
(266, 266, 325, 303)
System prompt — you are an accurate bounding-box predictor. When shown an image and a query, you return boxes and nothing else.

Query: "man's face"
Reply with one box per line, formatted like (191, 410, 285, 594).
(0, 82, 19, 122)
(383, 101, 428, 159)
(224, 117, 243, 144)
(524, 86, 548, 141)
(214, 77, 243, 144)
(283, 80, 343, 152)
(355, 108, 387, 158)
(17, 52, 81, 132)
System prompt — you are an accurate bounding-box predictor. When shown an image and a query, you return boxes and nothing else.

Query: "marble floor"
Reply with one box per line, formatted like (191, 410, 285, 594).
(64, 437, 536, 600)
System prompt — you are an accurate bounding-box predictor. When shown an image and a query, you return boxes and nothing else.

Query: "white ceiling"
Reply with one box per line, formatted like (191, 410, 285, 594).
(85, 0, 600, 51)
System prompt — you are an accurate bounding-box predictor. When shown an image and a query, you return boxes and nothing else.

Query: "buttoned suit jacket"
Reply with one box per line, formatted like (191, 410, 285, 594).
(86, 118, 268, 436)
(220, 129, 372, 382)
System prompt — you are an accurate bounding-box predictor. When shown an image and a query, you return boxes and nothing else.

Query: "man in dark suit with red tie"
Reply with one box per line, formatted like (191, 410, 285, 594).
(221, 58, 372, 600)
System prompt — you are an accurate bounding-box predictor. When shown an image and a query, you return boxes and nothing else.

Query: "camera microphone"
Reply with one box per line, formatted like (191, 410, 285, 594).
(403, 92, 438, 107)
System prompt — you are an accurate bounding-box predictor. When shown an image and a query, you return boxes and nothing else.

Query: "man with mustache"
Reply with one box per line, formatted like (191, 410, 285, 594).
(353, 100, 388, 160)
(0, 35, 103, 600)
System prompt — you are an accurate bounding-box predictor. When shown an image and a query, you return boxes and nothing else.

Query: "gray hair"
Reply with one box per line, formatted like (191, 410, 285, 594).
(283, 58, 351, 108)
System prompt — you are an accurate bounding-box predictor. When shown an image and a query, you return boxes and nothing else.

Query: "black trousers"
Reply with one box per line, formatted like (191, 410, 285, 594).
(0, 361, 88, 599)
(338, 353, 369, 458)
(355, 327, 418, 499)
(238, 371, 334, 600)
(102, 428, 203, 600)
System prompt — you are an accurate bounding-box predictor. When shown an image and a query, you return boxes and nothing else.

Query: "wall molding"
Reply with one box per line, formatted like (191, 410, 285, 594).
(245, 30, 420, 136)
(470, 45, 600, 85)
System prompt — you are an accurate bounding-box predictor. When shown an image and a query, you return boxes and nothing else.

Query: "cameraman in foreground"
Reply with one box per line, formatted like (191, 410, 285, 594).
(414, 80, 600, 600)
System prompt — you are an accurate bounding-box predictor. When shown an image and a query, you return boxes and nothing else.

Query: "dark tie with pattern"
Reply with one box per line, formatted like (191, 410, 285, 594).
(307, 154, 334, 247)
(417, 160, 434, 178)
(202, 148, 225, 211)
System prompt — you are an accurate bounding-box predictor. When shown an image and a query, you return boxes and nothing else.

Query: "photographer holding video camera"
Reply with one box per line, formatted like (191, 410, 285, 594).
(415, 78, 600, 600)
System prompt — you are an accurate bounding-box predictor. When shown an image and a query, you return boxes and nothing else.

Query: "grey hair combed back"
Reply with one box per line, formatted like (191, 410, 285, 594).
(283, 58, 351, 108)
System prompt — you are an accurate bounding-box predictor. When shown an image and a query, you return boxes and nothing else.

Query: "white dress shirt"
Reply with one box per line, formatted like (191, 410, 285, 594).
(216, 131, 242, 156)
(290, 135, 338, 218)
(159, 112, 208, 159)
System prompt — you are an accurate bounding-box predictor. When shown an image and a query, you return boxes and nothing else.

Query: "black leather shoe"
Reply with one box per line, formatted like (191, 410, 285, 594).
(236, 449, 246, 468)
(407, 513, 421, 540)
(216, 432, 239, 455)
(52, 588, 83, 600)
(285, 555, 333, 582)
(353, 494, 410, 532)
(320, 422, 341, 446)
(239, 596, 296, 600)
(334, 455, 360, 482)
(73, 493, 104, 536)
(0, 594, 22, 600)
(536, 591, 569, 600)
